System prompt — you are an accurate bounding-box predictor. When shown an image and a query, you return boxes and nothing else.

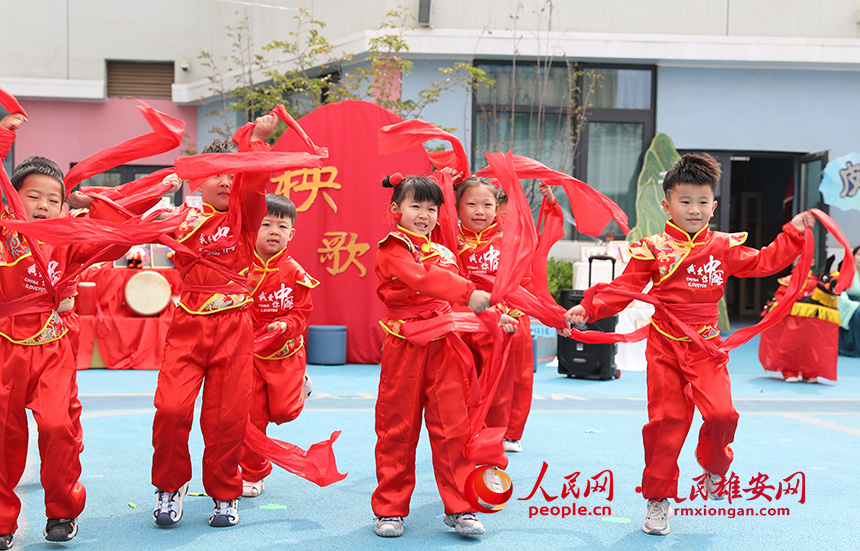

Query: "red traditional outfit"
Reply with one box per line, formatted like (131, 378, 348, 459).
(457, 222, 533, 441)
(372, 226, 479, 517)
(239, 248, 319, 482)
(759, 271, 840, 381)
(0, 216, 87, 534)
(583, 220, 804, 500)
(150, 140, 270, 502)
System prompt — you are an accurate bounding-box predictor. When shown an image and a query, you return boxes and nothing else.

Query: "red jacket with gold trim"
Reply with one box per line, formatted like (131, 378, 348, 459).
(246, 247, 318, 359)
(588, 220, 804, 341)
(376, 226, 476, 337)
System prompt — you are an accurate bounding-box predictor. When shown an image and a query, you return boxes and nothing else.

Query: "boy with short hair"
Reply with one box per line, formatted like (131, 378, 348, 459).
(566, 152, 814, 535)
(239, 194, 318, 497)
(0, 153, 86, 548)
(151, 116, 276, 528)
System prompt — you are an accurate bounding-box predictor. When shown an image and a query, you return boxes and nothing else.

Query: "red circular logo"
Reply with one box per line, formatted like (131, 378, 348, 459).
(464, 465, 513, 513)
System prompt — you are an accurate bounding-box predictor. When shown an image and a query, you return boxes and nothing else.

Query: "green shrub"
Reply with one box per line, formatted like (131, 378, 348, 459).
(547, 257, 573, 303)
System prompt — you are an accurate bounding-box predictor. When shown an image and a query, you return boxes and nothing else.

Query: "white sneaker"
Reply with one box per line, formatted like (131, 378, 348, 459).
(444, 513, 484, 535)
(304, 373, 314, 397)
(804, 376, 819, 384)
(374, 516, 404, 537)
(242, 478, 265, 498)
(483, 468, 504, 494)
(153, 483, 188, 526)
(642, 499, 671, 535)
(784, 376, 799, 383)
(209, 499, 239, 527)
(503, 439, 523, 453)
(705, 471, 725, 501)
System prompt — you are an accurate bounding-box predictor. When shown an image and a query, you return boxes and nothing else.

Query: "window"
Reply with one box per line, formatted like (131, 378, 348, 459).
(473, 62, 655, 238)
(72, 164, 181, 207)
(107, 61, 174, 99)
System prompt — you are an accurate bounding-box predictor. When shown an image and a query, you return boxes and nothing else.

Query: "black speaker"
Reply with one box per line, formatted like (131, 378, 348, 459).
(557, 289, 618, 380)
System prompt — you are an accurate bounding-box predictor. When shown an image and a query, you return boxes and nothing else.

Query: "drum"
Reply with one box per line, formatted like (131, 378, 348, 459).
(124, 271, 171, 316)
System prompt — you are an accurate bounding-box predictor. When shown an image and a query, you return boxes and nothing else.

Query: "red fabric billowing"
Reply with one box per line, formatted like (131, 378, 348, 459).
(531, 198, 566, 301)
(64, 102, 185, 195)
(379, 119, 471, 179)
(484, 151, 538, 304)
(428, 150, 460, 173)
(0, 86, 26, 117)
(178, 151, 324, 191)
(77, 168, 177, 223)
(244, 423, 346, 487)
(476, 155, 630, 236)
(271, 105, 329, 157)
(429, 170, 461, 255)
(0, 211, 188, 250)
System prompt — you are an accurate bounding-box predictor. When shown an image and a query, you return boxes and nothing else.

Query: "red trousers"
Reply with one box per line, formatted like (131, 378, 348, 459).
(463, 315, 534, 442)
(240, 348, 307, 482)
(505, 315, 534, 441)
(642, 329, 739, 500)
(151, 307, 253, 501)
(0, 337, 86, 534)
(372, 334, 474, 517)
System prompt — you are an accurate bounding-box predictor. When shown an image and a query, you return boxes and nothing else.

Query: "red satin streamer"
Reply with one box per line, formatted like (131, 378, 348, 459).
(243, 422, 347, 487)
(64, 102, 185, 195)
(484, 151, 538, 304)
(399, 309, 499, 408)
(464, 331, 514, 469)
(379, 119, 471, 179)
(0, 87, 59, 302)
(0, 87, 27, 118)
(75, 168, 178, 223)
(428, 170, 461, 255)
(505, 209, 853, 362)
(178, 151, 324, 191)
(271, 105, 329, 157)
(531, 198, 566, 307)
(476, 155, 630, 236)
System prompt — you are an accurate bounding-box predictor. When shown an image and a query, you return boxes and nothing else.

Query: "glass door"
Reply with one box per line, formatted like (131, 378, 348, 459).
(797, 151, 830, 270)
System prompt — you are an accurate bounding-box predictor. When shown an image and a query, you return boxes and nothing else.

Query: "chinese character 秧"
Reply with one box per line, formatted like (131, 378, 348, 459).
(585, 470, 614, 501)
(272, 167, 342, 213)
(743, 472, 776, 502)
(317, 231, 370, 277)
(518, 461, 559, 502)
(776, 472, 806, 504)
(839, 160, 860, 198)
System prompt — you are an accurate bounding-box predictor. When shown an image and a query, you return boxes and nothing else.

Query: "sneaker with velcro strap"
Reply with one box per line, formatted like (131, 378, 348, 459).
(374, 516, 404, 537)
(209, 498, 239, 527)
(153, 483, 188, 526)
(44, 517, 78, 542)
(444, 512, 484, 535)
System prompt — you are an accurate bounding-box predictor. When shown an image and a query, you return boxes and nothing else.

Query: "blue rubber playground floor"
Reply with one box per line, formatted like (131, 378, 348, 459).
(13, 334, 860, 550)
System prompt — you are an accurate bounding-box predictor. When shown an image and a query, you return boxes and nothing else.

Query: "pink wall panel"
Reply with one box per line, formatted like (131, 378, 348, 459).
(10, 97, 196, 173)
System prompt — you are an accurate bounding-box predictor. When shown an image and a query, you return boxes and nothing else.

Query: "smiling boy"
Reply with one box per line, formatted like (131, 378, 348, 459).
(239, 194, 319, 498)
(565, 153, 814, 536)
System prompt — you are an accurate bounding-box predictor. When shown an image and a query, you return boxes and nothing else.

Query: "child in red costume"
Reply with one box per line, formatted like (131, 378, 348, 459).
(566, 153, 814, 536)
(151, 115, 275, 528)
(239, 194, 318, 497)
(0, 152, 87, 548)
(454, 176, 524, 453)
(372, 175, 492, 538)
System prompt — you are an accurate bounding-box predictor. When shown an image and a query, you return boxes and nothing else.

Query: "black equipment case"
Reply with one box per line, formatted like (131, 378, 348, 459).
(557, 255, 620, 380)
